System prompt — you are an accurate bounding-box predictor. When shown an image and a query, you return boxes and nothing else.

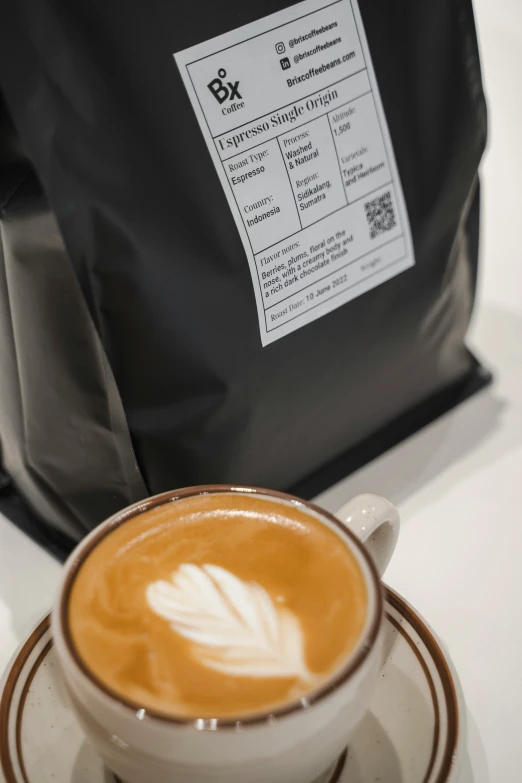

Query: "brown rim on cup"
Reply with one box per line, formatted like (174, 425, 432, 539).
(57, 485, 384, 728)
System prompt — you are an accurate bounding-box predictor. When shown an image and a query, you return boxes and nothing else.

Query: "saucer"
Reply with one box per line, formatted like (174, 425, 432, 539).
(0, 588, 464, 783)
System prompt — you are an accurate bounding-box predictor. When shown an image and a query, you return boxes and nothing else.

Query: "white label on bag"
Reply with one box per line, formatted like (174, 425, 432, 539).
(175, 0, 414, 345)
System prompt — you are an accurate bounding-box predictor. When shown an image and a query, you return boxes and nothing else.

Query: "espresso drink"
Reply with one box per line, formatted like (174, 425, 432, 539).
(68, 493, 368, 718)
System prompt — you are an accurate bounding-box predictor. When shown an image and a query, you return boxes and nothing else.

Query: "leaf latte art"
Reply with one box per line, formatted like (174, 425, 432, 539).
(146, 564, 314, 681)
(68, 493, 368, 717)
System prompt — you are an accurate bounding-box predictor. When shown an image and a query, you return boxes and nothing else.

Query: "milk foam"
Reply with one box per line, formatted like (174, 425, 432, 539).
(69, 494, 368, 717)
(146, 564, 313, 681)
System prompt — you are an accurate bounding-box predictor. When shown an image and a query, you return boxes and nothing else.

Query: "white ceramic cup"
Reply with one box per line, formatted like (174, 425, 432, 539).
(52, 485, 400, 783)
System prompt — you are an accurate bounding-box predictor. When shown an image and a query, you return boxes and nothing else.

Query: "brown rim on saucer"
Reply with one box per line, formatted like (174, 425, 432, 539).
(0, 616, 51, 783)
(0, 589, 460, 783)
(387, 591, 459, 783)
(57, 485, 385, 728)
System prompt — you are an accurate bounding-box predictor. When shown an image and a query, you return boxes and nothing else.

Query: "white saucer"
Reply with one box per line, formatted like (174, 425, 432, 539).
(0, 588, 464, 783)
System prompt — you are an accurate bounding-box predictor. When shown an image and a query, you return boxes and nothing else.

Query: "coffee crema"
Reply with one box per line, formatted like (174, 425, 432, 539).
(68, 493, 368, 718)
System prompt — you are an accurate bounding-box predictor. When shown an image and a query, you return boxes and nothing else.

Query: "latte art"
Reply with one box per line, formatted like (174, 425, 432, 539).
(146, 564, 314, 681)
(68, 493, 368, 718)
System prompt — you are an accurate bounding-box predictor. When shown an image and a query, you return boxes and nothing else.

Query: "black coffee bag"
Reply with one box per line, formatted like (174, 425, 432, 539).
(0, 0, 488, 548)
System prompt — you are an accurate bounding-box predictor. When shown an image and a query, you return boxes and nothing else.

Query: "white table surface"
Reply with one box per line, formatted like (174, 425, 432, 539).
(1, 2, 521, 781)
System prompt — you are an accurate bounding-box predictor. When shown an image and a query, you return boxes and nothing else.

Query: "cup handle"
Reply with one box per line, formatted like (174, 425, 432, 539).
(335, 493, 400, 577)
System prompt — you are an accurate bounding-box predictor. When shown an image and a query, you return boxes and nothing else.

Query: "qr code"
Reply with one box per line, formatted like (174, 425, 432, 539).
(365, 191, 396, 239)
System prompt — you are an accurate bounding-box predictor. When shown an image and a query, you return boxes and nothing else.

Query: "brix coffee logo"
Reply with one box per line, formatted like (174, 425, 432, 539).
(207, 68, 242, 104)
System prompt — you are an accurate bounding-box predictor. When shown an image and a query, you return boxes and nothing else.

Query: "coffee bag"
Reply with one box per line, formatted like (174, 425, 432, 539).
(0, 0, 488, 548)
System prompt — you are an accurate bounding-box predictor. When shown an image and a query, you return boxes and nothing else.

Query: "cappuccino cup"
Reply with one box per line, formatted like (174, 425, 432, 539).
(52, 485, 400, 783)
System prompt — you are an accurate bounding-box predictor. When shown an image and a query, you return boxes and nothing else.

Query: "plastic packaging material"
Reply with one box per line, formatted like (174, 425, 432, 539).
(0, 0, 487, 546)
